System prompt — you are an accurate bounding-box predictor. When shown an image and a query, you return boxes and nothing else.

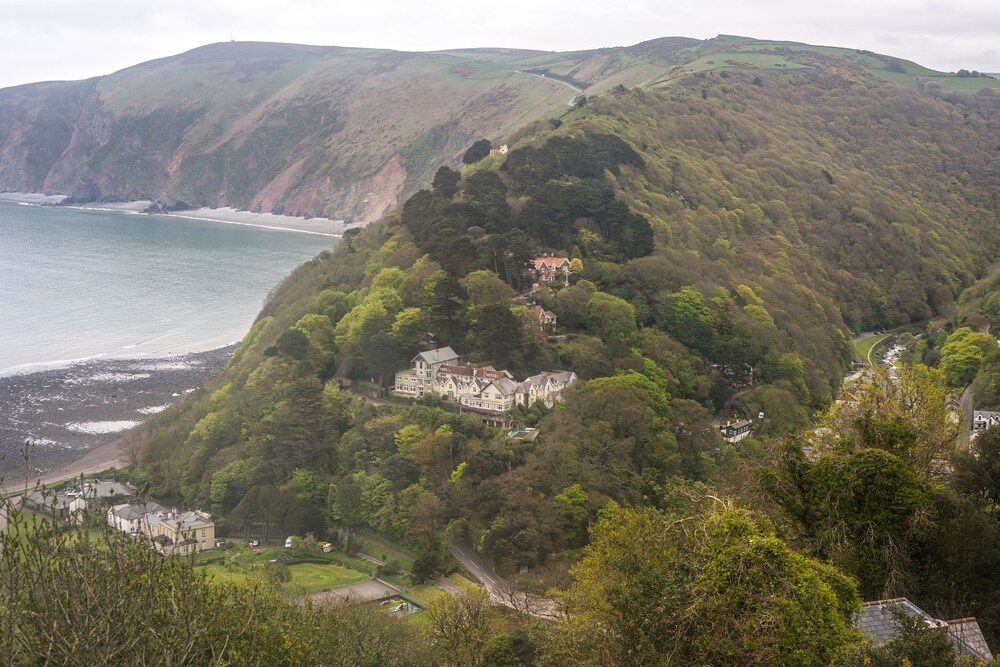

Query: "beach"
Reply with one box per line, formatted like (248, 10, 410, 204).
(0, 192, 358, 237)
(0, 345, 235, 485)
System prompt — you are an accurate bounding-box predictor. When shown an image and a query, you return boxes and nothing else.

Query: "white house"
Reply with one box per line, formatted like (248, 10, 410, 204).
(394, 347, 461, 397)
(107, 502, 167, 535)
(973, 411, 1000, 438)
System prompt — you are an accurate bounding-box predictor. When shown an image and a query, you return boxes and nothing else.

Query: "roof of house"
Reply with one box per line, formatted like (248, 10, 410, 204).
(24, 491, 73, 509)
(112, 502, 167, 522)
(520, 371, 575, 389)
(437, 364, 511, 380)
(533, 305, 556, 320)
(859, 599, 993, 661)
(147, 510, 213, 532)
(532, 257, 570, 271)
(78, 481, 135, 498)
(974, 411, 1000, 421)
(412, 347, 459, 364)
(486, 378, 521, 396)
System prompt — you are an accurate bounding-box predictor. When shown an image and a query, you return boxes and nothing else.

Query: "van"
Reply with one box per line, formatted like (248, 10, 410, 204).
(285, 536, 293, 548)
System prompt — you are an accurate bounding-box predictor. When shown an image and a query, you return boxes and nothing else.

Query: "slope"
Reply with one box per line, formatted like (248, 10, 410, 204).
(1, 36, 997, 222)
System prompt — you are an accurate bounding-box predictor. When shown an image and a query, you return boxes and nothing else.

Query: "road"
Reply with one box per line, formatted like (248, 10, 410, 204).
(515, 70, 583, 106)
(451, 541, 560, 619)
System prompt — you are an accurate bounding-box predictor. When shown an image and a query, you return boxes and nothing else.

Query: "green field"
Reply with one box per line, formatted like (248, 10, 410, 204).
(196, 558, 367, 594)
(854, 334, 886, 363)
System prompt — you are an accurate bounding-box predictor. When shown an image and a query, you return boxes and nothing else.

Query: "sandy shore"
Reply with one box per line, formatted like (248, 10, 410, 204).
(161, 206, 352, 237)
(0, 346, 235, 485)
(0, 192, 358, 237)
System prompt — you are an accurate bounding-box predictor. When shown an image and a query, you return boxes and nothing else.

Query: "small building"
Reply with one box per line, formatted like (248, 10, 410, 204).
(145, 509, 215, 556)
(973, 410, 1000, 436)
(23, 490, 74, 520)
(720, 419, 754, 444)
(107, 502, 168, 535)
(532, 305, 557, 333)
(858, 598, 993, 662)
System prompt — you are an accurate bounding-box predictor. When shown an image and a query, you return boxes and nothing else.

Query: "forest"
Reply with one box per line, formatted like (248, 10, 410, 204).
(45, 70, 1000, 663)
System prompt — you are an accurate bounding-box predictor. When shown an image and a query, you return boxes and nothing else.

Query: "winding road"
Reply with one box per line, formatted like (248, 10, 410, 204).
(451, 541, 560, 619)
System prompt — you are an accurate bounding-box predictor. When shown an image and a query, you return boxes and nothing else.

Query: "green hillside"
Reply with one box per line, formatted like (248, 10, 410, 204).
(130, 61, 1000, 648)
(1, 36, 996, 222)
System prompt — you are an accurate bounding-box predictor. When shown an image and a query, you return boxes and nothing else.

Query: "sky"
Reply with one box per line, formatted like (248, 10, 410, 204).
(2, 0, 999, 89)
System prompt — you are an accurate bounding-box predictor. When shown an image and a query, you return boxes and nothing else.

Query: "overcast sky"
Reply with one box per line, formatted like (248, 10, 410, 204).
(2, 0, 998, 90)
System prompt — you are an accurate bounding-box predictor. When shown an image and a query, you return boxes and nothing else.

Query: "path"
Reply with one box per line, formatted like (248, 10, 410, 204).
(451, 541, 559, 619)
(712, 388, 751, 426)
(515, 70, 584, 106)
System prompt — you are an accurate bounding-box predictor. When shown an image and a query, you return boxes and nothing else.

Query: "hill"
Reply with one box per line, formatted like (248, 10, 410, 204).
(1, 36, 997, 222)
(132, 54, 1000, 609)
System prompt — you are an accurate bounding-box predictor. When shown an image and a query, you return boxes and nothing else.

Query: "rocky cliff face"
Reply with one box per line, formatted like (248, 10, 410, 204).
(0, 41, 678, 222)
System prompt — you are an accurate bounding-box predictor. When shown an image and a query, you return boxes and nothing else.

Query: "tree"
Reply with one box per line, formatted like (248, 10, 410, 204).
(953, 425, 1000, 504)
(584, 292, 637, 350)
(557, 500, 861, 666)
(463, 138, 493, 164)
(432, 165, 460, 198)
(941, 327, 997, 386)
(815, 364, 960, 475)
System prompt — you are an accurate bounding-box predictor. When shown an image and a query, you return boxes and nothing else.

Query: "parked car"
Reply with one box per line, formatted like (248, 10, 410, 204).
(285, 536, 293, 548)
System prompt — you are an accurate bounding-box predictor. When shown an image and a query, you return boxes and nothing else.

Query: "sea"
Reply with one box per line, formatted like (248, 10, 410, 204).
(0, 201, 335, 477)
(0, 201, 334, 375)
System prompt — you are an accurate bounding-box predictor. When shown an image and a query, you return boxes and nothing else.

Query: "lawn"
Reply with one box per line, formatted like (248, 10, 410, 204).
(855, 334, 886, 363)
(285, 563, 367, 595)
(196, 559, 368, 595)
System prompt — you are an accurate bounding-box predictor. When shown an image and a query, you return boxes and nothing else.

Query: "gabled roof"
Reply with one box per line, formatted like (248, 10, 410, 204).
(948, 618, 994, 660)
(485, 378, 520, 396)
(533, 305, 557, 320)
(532, 257, 570, 271)
(412, 347, 459, 364)
(859, 599, 993, 661)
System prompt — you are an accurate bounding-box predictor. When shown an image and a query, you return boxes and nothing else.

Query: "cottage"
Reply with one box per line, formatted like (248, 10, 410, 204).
(23, 490, 74, 520)
(973, 410, 1000, 437)
(107, 501, 168, 535)
(719, 419, 754, 443)
(531, 305, 557, 333)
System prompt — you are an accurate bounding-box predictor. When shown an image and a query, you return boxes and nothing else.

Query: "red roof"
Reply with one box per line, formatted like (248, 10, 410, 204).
(532, 257, 570, 271)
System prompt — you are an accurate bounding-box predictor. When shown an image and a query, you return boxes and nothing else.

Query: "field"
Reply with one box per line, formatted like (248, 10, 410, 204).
(194, 544, 370, 594)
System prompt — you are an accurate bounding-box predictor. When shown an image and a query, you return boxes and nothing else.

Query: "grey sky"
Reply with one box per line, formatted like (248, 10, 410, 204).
(2, 0, 998, 90)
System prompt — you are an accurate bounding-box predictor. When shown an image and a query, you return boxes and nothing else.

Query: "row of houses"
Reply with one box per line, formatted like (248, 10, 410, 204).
(393, 347, 577, 417)
(107, 502, 216, 556)
(22, 479, 136, 522)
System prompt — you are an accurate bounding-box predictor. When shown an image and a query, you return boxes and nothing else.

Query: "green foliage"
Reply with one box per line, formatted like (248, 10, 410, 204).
(941, 327, 998, 386)
(0, 509, 431, 666)
(558, 500, 861, 666)
(463, 138, 493, 164)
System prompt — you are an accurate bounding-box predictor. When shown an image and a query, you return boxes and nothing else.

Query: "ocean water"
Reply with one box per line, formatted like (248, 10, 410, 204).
(0, 202, 334, 375)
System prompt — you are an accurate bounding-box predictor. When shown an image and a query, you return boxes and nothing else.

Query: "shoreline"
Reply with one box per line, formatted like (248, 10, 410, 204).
(0, 345, 236, 484)
(0, 192, 359, 237)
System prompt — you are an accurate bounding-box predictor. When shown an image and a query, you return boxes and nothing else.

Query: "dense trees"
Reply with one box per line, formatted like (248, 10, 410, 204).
(554, 500, 860, 666)
(0, 510, 428, 666)
(128, 73, 1000, 660)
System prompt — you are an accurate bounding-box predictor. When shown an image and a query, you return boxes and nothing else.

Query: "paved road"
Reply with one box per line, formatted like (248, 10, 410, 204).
(451, 541, 560, 619)
(515, 70, 583, 106)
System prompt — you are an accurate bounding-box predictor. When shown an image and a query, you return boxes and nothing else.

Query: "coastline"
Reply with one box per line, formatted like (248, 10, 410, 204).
(0, 192, 359, 237)
(0, 345, 236, 485)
